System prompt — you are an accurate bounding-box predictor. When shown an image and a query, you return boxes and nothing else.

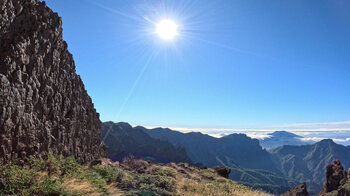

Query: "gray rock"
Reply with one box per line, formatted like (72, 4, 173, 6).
(0, 0, 105, 163)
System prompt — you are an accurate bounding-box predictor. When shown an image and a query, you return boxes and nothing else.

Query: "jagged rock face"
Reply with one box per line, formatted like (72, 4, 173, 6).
(281, 183, 309, 196)
(0, 0, 105, 163)
(319, 160, 347, 195)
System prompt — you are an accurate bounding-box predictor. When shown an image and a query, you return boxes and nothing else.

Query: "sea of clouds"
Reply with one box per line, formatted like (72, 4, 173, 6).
(207, 130, 350, 146)
(143, 121, 350, 146)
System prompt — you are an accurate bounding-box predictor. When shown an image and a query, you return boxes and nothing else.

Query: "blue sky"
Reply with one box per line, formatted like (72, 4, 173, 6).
(45, 0, 350, 130)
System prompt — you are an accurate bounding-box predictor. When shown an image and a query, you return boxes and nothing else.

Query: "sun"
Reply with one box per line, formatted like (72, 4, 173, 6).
(155, 19, 178, 40)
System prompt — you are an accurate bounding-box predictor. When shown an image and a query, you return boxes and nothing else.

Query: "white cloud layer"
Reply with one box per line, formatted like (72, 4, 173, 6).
(141, 121, 350, 133)
(137, 121, 350, 145)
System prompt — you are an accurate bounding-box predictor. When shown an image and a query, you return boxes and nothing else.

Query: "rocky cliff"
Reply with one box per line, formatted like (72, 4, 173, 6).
(319, 160, 349, 196)
(0, 0, 105, 163)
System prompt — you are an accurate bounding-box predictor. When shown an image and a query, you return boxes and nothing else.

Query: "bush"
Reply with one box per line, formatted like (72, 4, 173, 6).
(136, 174, 176, 193)
(119, 174, 137, 189)
(45, 153, 62, 176)
(123, 156, 149, 173)
(149, 165, 177, 178)
(0, 163, 37, 195)
(61, 156, 82, 176)
(83, 169, 108, 191)
(0, 162, 68, 195)
(32, 177, 68, 195)
(28, 157, 46, 171)
(89, 165, 124, 183)
(199, 169, 216, 180)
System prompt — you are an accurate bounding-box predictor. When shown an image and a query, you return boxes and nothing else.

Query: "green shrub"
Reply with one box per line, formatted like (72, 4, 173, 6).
(0, 163, 37, 195)
(45, 153, 62, 176)
(118, 173, 137, 189)
(61, 156, 82, 176)
(31, 176, 68, 195)
(136, 174, 176, 194)
(0, 161, 70, 195)
(89, 165, 124, 183)
(199, 169, 216, 180)
(83, 169, 108, 191)
(149, 166, 177, 178)
(123, 156, 149, 173)
(28, 157, 46, 171)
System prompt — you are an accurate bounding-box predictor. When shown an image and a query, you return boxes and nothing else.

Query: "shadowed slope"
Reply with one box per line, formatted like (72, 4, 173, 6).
(102, 122, 192, 163)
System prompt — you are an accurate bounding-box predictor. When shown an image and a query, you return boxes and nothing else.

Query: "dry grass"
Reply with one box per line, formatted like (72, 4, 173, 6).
(62, 178, 98, 195)
(0, 155, 274, 196)
(180, 180, 273, 196)
(177, 174, 273, 196)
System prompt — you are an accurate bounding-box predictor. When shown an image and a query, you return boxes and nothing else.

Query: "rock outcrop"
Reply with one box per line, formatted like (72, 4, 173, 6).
(319, 160, 349, 196)
(281, 183, 309, 196)
(213, 166, 231, 178)
(319, 160, 347, 195)
(0, 0, 105, 163)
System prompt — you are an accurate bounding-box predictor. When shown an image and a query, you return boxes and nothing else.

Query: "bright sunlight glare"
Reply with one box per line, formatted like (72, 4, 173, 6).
(155, 19, 178, 40)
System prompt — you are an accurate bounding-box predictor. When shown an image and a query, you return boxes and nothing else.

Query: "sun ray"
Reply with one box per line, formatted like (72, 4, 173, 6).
(101, 48, 159, 143)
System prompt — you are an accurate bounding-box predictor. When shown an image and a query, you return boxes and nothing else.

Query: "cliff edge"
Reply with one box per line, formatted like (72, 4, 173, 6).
(0, 0, 105, 163)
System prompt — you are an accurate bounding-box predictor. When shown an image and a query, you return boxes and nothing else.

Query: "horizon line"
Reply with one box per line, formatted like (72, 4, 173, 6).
(106, 120, 350, 133)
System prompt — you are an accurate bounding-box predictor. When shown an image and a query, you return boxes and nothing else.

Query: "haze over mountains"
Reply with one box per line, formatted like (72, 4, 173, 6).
(102, 122, 350, 195)
(209, 130, 350, 147)
(259, 131, 312, 149)
(2, 0, 349, 195)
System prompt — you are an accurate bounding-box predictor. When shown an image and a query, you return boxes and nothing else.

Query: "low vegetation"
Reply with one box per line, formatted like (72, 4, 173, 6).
(0, 154, 272, 196)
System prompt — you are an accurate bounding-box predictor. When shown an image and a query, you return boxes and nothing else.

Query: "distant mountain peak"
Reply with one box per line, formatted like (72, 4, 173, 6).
(318, 139, 336, 144)
(113, 122, 133, 130)
(223, 133, 251, 139)
(269, 131, 302, 138)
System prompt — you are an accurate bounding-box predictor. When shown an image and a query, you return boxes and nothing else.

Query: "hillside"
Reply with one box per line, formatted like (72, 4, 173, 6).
(101, 122, 192, 163)
(137, 125, 298, 193)
(0, 155, 272, 196)
(141, 126, 276, 170)
(270, 139, 350, 195)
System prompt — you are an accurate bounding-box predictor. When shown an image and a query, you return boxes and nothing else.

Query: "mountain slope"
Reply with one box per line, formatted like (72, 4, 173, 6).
(139, 126, 298, 193)
(142, 126, 277, 170)
(101, 122, 192, 163)
(270, 139, 350, 195)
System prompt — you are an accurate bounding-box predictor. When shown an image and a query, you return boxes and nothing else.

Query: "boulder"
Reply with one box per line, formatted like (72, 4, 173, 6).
(213, 166, 231, 178)
(281, 183, 309, 196)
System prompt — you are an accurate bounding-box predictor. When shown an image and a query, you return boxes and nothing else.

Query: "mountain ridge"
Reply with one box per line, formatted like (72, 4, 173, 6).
(121, 122, 299, 193)
(102, 121, 192, 164)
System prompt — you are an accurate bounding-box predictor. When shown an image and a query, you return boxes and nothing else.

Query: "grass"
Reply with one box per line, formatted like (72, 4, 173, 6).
(0, 154, 273, 196)
(179, 178, 272, 196)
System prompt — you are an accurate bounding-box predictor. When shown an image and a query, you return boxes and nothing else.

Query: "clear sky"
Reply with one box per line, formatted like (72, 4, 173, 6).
(45, 0, 350, 130)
